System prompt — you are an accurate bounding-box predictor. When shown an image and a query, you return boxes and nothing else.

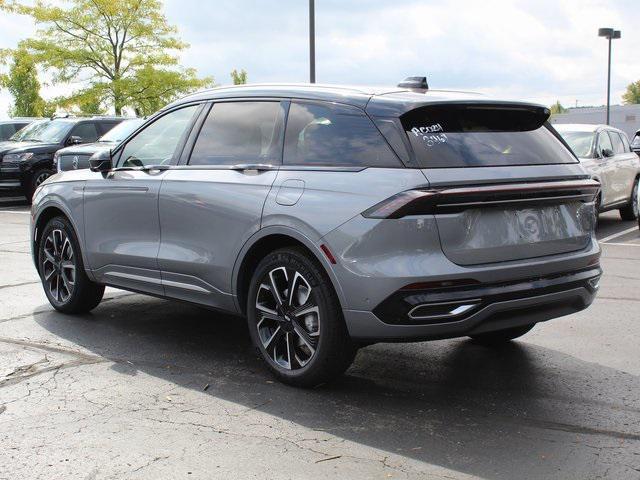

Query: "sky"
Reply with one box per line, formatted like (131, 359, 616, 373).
(1, 0, 639, 117)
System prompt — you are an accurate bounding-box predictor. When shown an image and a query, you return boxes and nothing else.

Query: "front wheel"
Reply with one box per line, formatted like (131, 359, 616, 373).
(26, 168, 55, 202)
(247, 247, 356, 387)
(38, 216, 105, 314)
(469, 323, 535, 345)
(619, 177, 639, 221)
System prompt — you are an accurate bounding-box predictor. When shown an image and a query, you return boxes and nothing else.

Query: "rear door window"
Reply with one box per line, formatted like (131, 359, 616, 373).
(621, 133, 631, 152)
(401, 104, 577, 168)
(189, 101, 284, 166)
(610, 131, 625, 154)
(71, 123, 99, 143)
(284, 102, 400, 167)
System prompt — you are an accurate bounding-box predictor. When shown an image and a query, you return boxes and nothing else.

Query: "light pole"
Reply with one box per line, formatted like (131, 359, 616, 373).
(598, 27, 621, 125)
(309, 0, 316, 83)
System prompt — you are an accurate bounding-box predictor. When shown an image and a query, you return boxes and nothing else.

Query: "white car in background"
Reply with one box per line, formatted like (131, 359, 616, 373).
(556, 124, 640, 223)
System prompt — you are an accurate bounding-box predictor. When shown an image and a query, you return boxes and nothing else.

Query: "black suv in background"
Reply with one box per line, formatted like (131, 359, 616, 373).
(55, 118, 144, 172)
(0, 118, 39, 141)
(0, 116, 123, 200)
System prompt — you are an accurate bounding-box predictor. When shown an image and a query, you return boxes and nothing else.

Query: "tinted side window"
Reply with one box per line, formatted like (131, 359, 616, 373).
(71, 123, 99, 143)
(119, 105, 199, 167)
(598, 131, 613, 155)
(189, 102, 283, 166)
(284, 102, 400, 167)
(610, 131, 625, 154)
(0, 124, 16, 140)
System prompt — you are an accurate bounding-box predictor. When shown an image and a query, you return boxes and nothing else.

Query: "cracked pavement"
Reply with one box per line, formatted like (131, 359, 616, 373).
(0, 198, 639, 479)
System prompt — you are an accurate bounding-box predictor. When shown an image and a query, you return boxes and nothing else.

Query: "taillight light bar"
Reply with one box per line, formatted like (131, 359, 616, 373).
(362, 179, 600, 219)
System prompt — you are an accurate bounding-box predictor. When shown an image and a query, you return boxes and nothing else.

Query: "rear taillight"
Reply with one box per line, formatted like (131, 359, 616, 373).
(362, 180, 600, 220)
(361, 190, 438, 219)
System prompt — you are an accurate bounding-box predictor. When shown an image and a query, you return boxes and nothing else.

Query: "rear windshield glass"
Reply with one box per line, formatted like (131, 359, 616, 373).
(401, 105, 577, 168)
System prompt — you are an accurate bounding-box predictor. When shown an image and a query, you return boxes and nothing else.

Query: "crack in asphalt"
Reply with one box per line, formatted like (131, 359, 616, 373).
(0, 281, 41, 290)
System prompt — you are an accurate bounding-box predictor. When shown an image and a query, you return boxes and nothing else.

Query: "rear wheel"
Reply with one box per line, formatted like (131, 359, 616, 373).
(469, 323, 535, 345)
(247, 247, 356, 387)
(38, 216, 104, 314)
(619, 177, 639, 221)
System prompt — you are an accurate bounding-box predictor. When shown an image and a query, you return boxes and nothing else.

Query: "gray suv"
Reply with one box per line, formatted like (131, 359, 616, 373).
(30, 82, 602, 386)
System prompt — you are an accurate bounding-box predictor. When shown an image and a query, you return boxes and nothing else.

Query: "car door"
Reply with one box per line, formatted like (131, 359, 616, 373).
(156, 100, 285, 311)
(83, 104, 201, 295)
(611, 131, 638, 203)
(595, 130, 616, 206)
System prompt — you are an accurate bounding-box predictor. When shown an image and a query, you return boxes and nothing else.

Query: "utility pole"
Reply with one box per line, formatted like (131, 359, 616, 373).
(309, 0, 316, 83)
(598, 28, 621, 125)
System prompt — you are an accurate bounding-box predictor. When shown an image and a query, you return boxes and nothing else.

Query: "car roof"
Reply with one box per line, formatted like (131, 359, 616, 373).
(554, 123, 625, 134)
(0, 119, 33, 124)
(166, 83, 545, 117)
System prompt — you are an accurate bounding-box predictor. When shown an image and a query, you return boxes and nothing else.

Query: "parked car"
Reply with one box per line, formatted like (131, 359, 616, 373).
(632, 129, 640, 157)
(0, 118, 40, 141)
(0, 115, 124, 200)
(56, 118, 145, 172)
(555, 124, 640, 222)
(30, 81, 602, 387)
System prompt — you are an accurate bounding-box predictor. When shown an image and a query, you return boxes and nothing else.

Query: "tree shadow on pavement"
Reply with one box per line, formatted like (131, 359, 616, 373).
(36, 294, 640, 480)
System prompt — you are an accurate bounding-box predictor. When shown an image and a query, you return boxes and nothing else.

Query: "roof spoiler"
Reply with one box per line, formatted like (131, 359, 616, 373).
(398, 76, 429, 90)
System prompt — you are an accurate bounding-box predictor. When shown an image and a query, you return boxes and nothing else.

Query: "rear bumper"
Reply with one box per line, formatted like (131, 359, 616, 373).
(343, 267, 600, 341)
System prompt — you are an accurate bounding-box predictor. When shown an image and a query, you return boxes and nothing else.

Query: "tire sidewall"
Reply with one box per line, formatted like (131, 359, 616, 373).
(38, 216, 84, 310)
(246, 248, 344, 383)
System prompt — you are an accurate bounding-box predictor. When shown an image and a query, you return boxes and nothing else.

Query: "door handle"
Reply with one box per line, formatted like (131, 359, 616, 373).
(141, 165, 171, 173)
(230, 164, 274, 173)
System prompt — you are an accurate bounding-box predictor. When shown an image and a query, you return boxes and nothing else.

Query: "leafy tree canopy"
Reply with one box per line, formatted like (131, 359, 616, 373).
(623, 80, 640, 105)
(549, 100, 567, 115)
(0, 46, 50, 117)
(231, 69, 247, 85)
(3, 0, 214, 115)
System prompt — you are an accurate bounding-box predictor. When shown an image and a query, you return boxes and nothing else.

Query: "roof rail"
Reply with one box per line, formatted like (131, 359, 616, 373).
(50, 113, 131, 120)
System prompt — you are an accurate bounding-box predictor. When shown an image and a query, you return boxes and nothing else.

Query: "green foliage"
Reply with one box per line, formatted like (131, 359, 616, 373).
(623, 81, 640, 104)
(4, 0, 214, 115)
(0, 46, 47, 117)
(549, 100, 567, 115)
(231, 69, 247, 85)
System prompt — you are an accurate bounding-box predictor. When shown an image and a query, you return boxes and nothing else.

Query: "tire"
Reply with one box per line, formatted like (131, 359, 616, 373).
(38, 216, 105, 314)
(469, 323, 535, 345)
(619, 177, 639, 221)
(246, 247, 356, 387)
(26, 168, 55, 202)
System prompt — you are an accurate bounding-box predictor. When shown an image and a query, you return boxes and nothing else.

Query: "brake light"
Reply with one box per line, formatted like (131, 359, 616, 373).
(361, 190, 438, 219)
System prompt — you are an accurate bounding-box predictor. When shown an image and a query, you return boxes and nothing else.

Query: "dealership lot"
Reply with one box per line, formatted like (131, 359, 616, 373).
(0, 195, 638, 479)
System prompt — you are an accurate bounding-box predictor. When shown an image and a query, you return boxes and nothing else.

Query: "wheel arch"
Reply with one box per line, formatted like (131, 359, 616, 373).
(32, 202, 86, 274)
(232, 226, 345, 316)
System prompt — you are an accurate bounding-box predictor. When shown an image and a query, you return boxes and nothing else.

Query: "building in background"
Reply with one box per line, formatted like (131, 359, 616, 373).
(551, 104, 640, 139)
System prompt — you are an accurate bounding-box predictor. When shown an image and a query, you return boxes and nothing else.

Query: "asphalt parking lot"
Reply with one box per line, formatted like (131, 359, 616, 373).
(0, 194, 638, 480)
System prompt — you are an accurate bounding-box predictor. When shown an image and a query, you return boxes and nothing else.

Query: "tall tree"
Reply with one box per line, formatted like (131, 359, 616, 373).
(0, 46, 47, 117)
(549, 100, 567, 115)
(230, 69, 247, 85)
(623, 80, 640, 104)
(3, 0, 214, 115)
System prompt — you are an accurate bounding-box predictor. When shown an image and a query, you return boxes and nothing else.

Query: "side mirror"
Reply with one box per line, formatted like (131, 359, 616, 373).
(601, 148, 614, 158)
(67, 135, 83, 146)
(89, 149, 113, 172)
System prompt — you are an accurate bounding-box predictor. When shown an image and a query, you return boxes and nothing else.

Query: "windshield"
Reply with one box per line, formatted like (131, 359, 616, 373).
(9, 120, 45, 141)
(557, 131, 594, 157)
(10, 120, 73, 143)
(401, 105, 577, 168)
(99, 119, 144, 143)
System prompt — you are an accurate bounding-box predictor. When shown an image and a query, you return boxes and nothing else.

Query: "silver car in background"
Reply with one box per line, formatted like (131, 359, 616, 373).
(30, 82, 602, 387)
(555, 124, 640, 222)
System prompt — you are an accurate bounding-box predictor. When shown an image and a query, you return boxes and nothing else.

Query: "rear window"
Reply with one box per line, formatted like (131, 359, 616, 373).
(401, 105, 577, 168)
(284, 102, 400, 167)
